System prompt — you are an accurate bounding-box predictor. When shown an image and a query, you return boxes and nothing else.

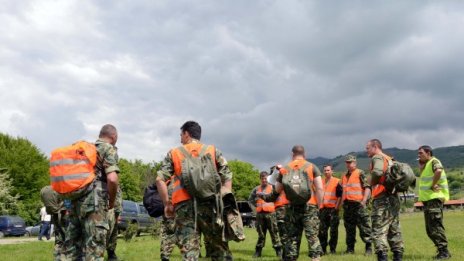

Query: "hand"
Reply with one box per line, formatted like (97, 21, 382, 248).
(108, 201, 115, 210)
(361, 200, 367, 208)
(256, 192, 265, 198)
(432, 184, 440, 192)
(165, 202, 175, 218)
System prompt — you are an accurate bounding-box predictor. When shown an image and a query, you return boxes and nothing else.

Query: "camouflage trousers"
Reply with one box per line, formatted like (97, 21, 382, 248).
(174, 199, 232, 261)
(343, 200, 371, 249)
(371, 195, 404, 254)
(106, 209, 120, 252)
(423, 199, 448, 250)
(61, 187, 110, 261)
(161, 216, 176, 260)
(318, 207, 340, 252)
(283, 204, 322, 260)
(52, 211, 68, 261)
(255, 212, 281, 249)
(275, 207, 288, 253)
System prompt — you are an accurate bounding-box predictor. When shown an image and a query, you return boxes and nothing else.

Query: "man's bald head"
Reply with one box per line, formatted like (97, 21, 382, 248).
(292, 145, 305, 157)
(99, 124, 118, 145)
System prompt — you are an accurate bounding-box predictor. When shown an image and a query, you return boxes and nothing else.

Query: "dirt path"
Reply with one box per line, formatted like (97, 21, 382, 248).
(0, 237, 54, 245)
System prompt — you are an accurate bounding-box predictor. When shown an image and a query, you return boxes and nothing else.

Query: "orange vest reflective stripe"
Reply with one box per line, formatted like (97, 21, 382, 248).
(322, 177, 340, 208)
(274, 191, 289, 208)
(371, 154, 391, 199)
(50, 141, 97, 194)
(256, 185, 275, 213)
(170, 143, 216, 205)
(342, 169, 364, 202)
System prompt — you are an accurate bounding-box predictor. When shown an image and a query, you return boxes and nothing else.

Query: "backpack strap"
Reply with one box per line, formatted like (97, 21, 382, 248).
(198, 145, 209, 157)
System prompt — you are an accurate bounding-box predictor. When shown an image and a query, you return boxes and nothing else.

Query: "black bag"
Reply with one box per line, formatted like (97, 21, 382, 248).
(143, 184, 164, 218)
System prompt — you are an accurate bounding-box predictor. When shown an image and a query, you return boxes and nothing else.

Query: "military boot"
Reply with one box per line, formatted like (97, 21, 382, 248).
(344, 246, 354, 254)
(393, 251, 403, 261)
(274, 246, 283, 257)
(107, 250, 119, 261)
(434, 248, 451, 260)
(376, 251, 387, 261)
(253, 247, 262, 258)
(365, 243, 373, 255)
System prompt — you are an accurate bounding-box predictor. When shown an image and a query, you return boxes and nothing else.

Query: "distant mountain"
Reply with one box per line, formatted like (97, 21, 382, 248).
(309, 145, 464, 173)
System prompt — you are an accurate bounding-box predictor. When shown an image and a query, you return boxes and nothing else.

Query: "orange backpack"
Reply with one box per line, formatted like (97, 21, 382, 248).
(50, 141, 97, 197)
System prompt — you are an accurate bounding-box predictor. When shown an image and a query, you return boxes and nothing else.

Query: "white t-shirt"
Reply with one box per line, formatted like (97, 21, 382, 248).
(40, 206, 51, 222)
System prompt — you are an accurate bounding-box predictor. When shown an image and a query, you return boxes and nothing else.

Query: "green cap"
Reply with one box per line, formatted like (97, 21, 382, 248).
(345, 154, 357, 162)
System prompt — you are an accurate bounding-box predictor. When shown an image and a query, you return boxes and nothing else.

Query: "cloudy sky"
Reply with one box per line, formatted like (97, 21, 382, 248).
(1, 1, 464, 169)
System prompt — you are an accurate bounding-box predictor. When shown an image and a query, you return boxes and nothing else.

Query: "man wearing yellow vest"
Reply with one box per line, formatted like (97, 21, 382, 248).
(156, 121, 233, 261)
(341, 154, 372, 255)
(367, 139, 403, 261)
(418, 145, 451, 260)
(318, 165, 342, 255)
(249, 171, 282, 258)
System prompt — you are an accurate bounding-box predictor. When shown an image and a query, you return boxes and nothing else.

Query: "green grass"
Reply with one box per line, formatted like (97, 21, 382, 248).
(1, 211, 463, 260)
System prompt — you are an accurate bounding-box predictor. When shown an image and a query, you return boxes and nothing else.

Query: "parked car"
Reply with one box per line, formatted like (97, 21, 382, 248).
(0, 215, 27, 238)
(236, 201, 256, 228)
(118, 200, 155, 236)
(25, 223, 41, 237)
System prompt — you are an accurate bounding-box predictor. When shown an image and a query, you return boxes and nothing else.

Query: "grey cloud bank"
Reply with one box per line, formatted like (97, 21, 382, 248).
(1, 1, 463, 169)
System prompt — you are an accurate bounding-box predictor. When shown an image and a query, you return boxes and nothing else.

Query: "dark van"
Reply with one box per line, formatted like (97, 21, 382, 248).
(118, 200, 154, 236)
(0, 215, 27, 238)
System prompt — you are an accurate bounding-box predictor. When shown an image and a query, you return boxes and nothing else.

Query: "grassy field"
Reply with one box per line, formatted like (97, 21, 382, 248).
(0, 211, 463, 260)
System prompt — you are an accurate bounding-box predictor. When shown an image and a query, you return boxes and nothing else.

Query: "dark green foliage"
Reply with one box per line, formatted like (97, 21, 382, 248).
(0, 133, 49, 224)
(229, 160, 260, 200)
(119, 159, 154, 202)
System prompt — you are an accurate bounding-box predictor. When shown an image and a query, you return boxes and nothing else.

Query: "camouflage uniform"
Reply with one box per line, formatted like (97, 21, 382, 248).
(342, 169, 372, 252)
(156, 141, 233, 261)
(107, 187, 123, 256)
(370, 154, 404, 255)
(62, 139, 119, 261)
(160, 216, 176, 261)
(421, 159, 449, 253)
(318, 207, 339, 253)
(277, 160, 323, 260)
(248, 186, 282, 251)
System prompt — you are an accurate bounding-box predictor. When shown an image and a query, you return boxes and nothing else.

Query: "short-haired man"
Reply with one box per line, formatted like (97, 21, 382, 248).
(418, 145, 451, 260)
(248, 171, 282, 258)
(341, 155, 372, 255)
(274, 145, 324, 261)
(63, 124, 120, 260)
(156, 121, 233, 260)
(367, 139, 403, 261)
(318, 165, 342, 254)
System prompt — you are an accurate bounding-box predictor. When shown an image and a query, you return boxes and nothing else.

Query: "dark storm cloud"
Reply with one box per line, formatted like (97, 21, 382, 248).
(1, 1, 464, 169)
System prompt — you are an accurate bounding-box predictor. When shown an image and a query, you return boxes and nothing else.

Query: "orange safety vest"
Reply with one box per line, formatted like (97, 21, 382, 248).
(256, 185, 275, 213)
(170, 143, 216, 205)
(274, 191, 289, 208)
(322, 177, 340, 208)
(342, 169, 364, 202)
(307, 170, 318, 206)
(371, 154, 391, 199)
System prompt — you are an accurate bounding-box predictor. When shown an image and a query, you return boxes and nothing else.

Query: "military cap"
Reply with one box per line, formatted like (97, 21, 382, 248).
(345, 154, 357, 162)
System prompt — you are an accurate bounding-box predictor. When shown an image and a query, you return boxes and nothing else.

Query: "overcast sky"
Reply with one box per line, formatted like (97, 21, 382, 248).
(1, 1, 464, 169)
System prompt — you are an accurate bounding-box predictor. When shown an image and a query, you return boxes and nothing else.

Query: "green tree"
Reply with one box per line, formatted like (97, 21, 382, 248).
(0, 169, 19, 215)
(119, 159, 154, 202)
(0, 133, 49, 224)
(229, 160, 260, 200)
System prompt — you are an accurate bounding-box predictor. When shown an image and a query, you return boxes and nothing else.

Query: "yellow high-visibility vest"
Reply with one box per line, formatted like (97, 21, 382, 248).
(419, 157, 449, 202)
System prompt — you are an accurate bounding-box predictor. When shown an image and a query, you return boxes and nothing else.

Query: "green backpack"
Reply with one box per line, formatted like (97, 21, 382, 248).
(178, 145, 222, 200)
(40, 185, 64, 214)
(384, 160, 417, 193)
(281, 162, 312, 205)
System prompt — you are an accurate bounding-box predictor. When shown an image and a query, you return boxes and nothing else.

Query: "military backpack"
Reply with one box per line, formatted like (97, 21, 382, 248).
(384, 159, 416, 193)
(281, 162, 313, 205)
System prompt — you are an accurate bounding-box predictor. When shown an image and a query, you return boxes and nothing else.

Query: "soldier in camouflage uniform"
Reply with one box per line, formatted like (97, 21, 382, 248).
(272, 145, 324, 261)
(156, 121, 233, 261)
(366, 139, 403, 261)
(107, 187, 123, 261)
(248, 171, 282, 258)
(62, 124, 120, 261)
(418, 145, 451, 260)
(40, 185, 69, 261)
(341, 155, 372, 255)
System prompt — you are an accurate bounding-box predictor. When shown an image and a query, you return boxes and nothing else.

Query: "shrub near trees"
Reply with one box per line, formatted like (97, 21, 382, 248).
(229, 160, 260, 200)
(0, 133, 49, 224)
